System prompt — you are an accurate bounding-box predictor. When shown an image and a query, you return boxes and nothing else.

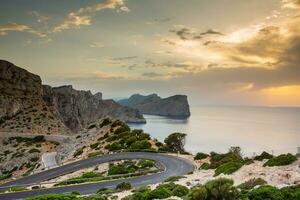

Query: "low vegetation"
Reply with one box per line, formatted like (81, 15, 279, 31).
(194, 152, 209, 160)
(199, 146, 251, 176)
(263, 153, 297, 167)
(116, 182, 132, 191)
(238, 178, 267, 190)
(254, 151, 274, 161)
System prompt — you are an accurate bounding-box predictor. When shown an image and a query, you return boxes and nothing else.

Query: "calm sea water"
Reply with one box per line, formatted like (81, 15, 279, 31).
(129, 106, 300, 156)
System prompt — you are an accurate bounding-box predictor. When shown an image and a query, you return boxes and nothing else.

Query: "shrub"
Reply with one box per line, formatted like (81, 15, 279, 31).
(148, 187, 173, 199)
(88, 124, 96, 129)
(200, 163, 210, 170)
(254, 151, 274, 161)
(90, 142, 100, 149)
(0, 173, 12, 180)
(116, 182, 132, 191)
(114, 124, 130, 135)
(97, 187, 114, 195)
(30, 157, 39, 162)
(88, 151, 103, 158)
(194, 152, 209, 160)
(100, 118, 112, 128)
(187, 178, 239, 200)
(130, 140, 151, 150)
(164, 176, 185, 182)
(138, 160, 154, 169)
(31, 186, 40, 190)
(106, 142, 122, 151)
(263, 153, 297, 167)
(214, 161, 244, 176)
(80, 171, 102, 179)
(73, 148, 84, 157)
(172, 185, 189, 197)
(28, 148, 40, 153)
(240, 185, 283, 200)
(108, 161, 137, 175)
(238, 178, 267, 190)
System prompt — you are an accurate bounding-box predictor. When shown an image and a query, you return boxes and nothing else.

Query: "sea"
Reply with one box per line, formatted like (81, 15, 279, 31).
(129, 106, 300, 156)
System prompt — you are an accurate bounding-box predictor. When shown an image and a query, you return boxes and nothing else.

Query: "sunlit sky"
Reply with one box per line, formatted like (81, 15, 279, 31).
(1, 0, 300, 106)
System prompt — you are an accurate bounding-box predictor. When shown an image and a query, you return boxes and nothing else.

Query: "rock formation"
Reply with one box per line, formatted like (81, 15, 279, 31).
(0, 60, 145, 134)
(118, 94, 191, 118)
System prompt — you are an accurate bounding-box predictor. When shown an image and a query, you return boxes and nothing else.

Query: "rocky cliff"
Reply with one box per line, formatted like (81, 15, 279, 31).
(0, 60, 145, 134)
(43, 85, 145, 132)
(118, 94, 191, 118)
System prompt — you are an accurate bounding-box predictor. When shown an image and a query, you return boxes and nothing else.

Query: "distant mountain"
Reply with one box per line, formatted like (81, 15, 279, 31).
(0, 60, 145, 134)
(118, 94, 191, 118)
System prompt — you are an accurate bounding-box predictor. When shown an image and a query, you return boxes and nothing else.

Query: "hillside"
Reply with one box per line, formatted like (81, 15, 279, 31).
(0, 60, 145, 134)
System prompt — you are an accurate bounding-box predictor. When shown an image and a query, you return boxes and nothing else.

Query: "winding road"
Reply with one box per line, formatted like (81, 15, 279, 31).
(0, 152, 195, 200)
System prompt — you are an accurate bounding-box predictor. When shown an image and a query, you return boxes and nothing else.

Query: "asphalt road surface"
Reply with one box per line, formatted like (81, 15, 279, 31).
(0, 152, 195, 200)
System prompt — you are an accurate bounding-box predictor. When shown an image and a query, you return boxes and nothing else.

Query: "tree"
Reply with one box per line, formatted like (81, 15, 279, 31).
(164, 132, 186, 153)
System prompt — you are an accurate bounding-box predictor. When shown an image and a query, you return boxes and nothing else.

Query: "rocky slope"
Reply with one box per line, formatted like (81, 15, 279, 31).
(0, 60, 145, 134)
(118, 94, 191, 118)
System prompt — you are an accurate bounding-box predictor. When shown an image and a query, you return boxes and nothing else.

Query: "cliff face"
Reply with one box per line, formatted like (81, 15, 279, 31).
(0, 60, 68, 134)
(118, 94, 191, 118)
(0, 60, 145, 134)
(43, 85, 145, 132)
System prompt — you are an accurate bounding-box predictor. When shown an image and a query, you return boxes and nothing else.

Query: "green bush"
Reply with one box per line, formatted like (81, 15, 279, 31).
(187, 178, 239, 200)
(254, 151, 274, 161)
(240, 185, 283, 200)
(28, 148, 41, 153)
(172, 185, 189, 197)
(130, 140, 151, 150)
(148, 187, 173, 199)
(116, 182, 132, 191)
(164, 176, 185, 182)
(80, 171, 102, 179)
(138, 160, 155, 169)
(73, 147, 84, 157)
(0, 173, 12, 180)
(90, 143, 100, 149)
(200, 163, 210, 170)
(108, 161, 137, 175)
(88, 151, 103, 158)
(238, 178, 267, 190)
(214, 161, 244, 176)
(263, 153, 297, 167)
(114, 124, 130, 135)
(100, 118, 112, 128)
(97, 187, 114, 195)
(194, 152, 209, 160)
(105, 142, 122, 151)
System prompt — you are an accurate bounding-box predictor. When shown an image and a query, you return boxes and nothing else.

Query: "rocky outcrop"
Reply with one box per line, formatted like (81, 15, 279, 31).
(0, 60, 145, 134)
(118, 94, 191, 118)
(43, 85, 145, 132)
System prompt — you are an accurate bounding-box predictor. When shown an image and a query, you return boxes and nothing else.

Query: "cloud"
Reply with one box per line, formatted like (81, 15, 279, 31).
(170, 26, 223, 41)
(0, 22, 46, 37)
(146, 17, 172, 25)
(53, 12, 91, 32)
(200, 29, 223, 36)
(90, 42, 105, 48)
(142, 72, 163, 77)
(112, 56, 137, 61)
(94, 70, 126, 79)
(282, 0, 300, 9)
(28, 11, 50, 24)
(54, 0, 129, 32)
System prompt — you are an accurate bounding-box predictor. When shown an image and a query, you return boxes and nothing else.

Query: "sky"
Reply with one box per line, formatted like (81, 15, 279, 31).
(0, 0, 300, 107)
